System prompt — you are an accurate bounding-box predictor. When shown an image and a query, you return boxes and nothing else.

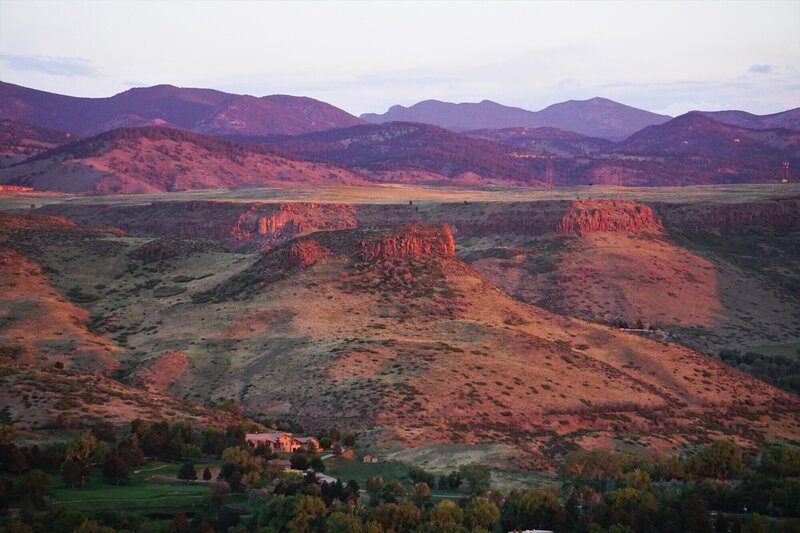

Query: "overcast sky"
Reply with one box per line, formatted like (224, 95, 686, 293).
(0, 0, 798, 116)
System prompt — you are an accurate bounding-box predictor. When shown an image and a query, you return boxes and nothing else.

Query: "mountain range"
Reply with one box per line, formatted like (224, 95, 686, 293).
(0, 81, 798, 193)
(361, 97, 673, 140)
(0, 80, 364, 137)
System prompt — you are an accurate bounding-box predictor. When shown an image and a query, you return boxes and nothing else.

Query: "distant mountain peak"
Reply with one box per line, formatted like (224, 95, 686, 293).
(361, 96, 671, 139)
(0, 80, 364, 137)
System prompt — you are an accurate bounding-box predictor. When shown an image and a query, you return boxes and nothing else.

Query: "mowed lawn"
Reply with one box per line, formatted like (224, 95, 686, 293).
(47, 460, 242, 512)
(323, 456, 409, 488)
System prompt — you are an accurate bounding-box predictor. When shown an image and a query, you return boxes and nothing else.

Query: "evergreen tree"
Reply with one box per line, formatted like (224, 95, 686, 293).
(177, 461, 198, 483)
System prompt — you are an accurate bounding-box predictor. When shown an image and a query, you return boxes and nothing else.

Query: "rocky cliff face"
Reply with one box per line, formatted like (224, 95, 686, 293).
(358, 225, 456, 261)
(283, 240, 329, 270)
(657, 198, 800, 231)
(428, 200, 663, 238)
(556, 200, 663, 236)
(40, 201, 418, 252)
(230, 203, 359, 247)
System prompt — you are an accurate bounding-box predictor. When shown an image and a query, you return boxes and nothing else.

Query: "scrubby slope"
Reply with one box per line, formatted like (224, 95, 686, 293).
(3, 204, 798, 464)
(461, 198, 800, 354)
(0, 215, 121, 374)
(256, 122, 543, 185)
(0, 119, 76, 168)
(0, 361, 213, 430)
(0, 126, 370, 193)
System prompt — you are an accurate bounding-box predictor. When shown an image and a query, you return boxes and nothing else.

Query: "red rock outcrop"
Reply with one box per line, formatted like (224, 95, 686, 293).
(231, 203, 359, 245)
(128, 351, 189, 394)
(0, 212, 79, 231)
(283, 240, 328, 270)
(556, 200, 663, 236)
(358, 225, 455, 261)
(0, 185, 33, 191)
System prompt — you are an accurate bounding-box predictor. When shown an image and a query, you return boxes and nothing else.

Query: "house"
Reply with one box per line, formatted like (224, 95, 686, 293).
(245, 432, 321, 453)
(246, 432, 300, 452)
(362, 454, 381, 463)
(296, 436, 321, 452)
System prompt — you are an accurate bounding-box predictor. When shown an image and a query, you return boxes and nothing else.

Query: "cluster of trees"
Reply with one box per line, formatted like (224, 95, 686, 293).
(250, 490, 503, 533)
(560, 440, 745, 489)
(718, 348, 800, 394)
(315, 428, 357, 451)
(407, 464, 489, 494)
(4, 422, 800, 533)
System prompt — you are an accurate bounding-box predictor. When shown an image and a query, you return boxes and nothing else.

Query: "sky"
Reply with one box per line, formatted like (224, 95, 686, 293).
(0, 0, 798, 117)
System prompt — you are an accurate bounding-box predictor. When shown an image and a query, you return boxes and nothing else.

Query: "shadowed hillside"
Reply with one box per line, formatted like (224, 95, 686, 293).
(0, 119, 77, 168)
(246, 122, 544, 185)
(0, 126, 370, 193)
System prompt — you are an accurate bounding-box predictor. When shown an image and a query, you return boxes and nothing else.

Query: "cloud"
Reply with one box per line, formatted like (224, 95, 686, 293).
(748, 64, 773, 74)
(0, 53, 98, 77)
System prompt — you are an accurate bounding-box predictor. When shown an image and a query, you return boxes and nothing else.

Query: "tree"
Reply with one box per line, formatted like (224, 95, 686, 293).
(62, 458, 91, 488)
(366, 475, 384, 503)
(372, 502, 422, 532)
(91, 421, 116, 444)
(438, 471, 461, 490)
(202, 427, 226, 456)
(459, 464, 491, 495)
(409, 466, 436, 486)
(53, 508, 87, 533)
(182, 443, 202, 459)
(608, 488, 657, 530)
(326, 512, 364, 533)
(102, 450, 129, 485)
(209, 481, 231, 509)
(743, 513, 769, 533)
(290, 495, 327, 533)
(93, 441, 111, 466)
(203, 467, 212, 481)
(622, 469, 651, 490)
(66, 432, 98, 463)
(221, 446, 252, 476)
(0, 424, 14, 446)
(177, 462, 198, 483)
(343, 431, 357, 447)
(760, 445, 800, 477)
(379, 480, 406, 504)
(309, 455, 326, 472)
(690, 440, 743, 479)
(290, 453, 309, 471)
(20, 469, 52, 496)
(411, 482, 432, 508)
(502, 489, 564, 532)
(465, 497, 501, 531)
(426, 500, 464, 528)
(9, 446, 28, 474)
